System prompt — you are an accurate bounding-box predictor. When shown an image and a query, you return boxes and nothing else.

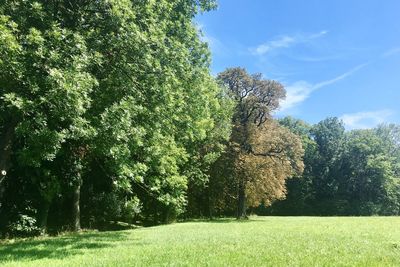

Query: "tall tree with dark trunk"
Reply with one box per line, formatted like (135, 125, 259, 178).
(0, 4, 96, 234)
(66, 146, 86, 232)
(216, 68, 304, 218)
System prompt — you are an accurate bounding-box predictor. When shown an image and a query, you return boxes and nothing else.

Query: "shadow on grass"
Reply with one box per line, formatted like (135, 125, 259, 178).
(0, 231, 141, 263)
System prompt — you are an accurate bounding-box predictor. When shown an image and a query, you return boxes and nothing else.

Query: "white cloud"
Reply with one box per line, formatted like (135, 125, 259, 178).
(254, 36, 296, 55)
(279, 81, 313, 111)
(251, 30, 328, 56)
(340, 110, 394, 130)
(310, 30, 329, 38)
(279, 63, 368, 112)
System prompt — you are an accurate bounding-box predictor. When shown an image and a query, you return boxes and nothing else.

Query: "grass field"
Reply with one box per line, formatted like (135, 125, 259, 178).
(1, 217, 400, 266)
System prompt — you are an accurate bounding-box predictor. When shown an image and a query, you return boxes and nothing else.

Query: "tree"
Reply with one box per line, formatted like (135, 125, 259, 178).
(339, 126, 400, 215)
(242, 121, 304, 208)
(82, 0, 223, 224)
(0, 0, 223, 235)
(185, 85, 234, 218)
(0, 4, 97, 232)
(215, 68, 304, 218)
(342, 130, 392, 214)
(309, 117, 346, 213)
(374, 124, 400, 214)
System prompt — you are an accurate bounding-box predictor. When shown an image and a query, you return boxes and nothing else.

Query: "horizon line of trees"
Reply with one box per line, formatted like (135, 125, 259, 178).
(186, 115, 400, 219)
(1, 1, 399, 238)
(260, 117, 400, 216)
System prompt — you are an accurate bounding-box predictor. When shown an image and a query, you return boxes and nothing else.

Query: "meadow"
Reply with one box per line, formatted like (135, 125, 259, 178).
(1, 217, 399, 266)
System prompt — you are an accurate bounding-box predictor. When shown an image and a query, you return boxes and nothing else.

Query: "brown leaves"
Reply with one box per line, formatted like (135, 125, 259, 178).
(211, 67, 304, 213)
(234, 120, 305, 207)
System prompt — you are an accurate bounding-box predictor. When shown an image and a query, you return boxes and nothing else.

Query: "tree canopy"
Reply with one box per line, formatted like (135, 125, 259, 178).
(263, 119, 400, 216)
(0, 0, 229, 235)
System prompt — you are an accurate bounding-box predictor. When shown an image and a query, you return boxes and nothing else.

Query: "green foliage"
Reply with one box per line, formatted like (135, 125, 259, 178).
(7, 215, 40, 237)
(266, 118, 400, 216)
(342, 129, 399, 215)
(122, 197, 142, 222)
(0, 0, 227, 235)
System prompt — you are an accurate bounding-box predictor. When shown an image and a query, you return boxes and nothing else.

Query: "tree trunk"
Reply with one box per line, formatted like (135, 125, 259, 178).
(207, 186, 214, 219)
(38, 200, 51, 235)
(237, 181, 247, 219)
(70, 145, 86, 232)
(72, 180, 81, 231)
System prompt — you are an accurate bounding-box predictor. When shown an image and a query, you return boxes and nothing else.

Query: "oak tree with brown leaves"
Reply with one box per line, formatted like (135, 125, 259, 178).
(217, 68, 304, 218)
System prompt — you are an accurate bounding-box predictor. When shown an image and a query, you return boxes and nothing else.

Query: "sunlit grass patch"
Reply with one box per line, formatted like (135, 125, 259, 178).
(1, 216, 399, 266)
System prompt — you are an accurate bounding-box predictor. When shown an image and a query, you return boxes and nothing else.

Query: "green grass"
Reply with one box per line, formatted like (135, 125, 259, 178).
(1, 217, 400, 266)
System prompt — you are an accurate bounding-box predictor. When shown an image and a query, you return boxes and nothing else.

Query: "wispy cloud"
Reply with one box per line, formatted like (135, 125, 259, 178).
(382, 47, 400, 58)
(279, 63, 368, 112)
(253, 36, 296, 55)
(279, 81, 313, 112)
(291, 55, 342, 62)
(340, 110, 394, 130)
(251, 30, 328, 56)
(313, 63, 368, 89)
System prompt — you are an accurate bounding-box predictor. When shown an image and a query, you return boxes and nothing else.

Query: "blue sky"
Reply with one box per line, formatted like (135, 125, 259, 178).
(196, 0, 400, 129)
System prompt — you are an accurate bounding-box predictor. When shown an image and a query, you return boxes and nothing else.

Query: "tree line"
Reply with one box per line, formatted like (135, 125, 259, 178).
(1, 1, 399, 238)
(260, 117, 400, 216)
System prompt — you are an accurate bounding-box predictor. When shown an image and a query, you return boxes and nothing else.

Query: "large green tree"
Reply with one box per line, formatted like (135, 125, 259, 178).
(309, 117, 346, 213)
(0, 0, 225, 235)
(341, 126, 400, 215)
(0, 2, 97, 232)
